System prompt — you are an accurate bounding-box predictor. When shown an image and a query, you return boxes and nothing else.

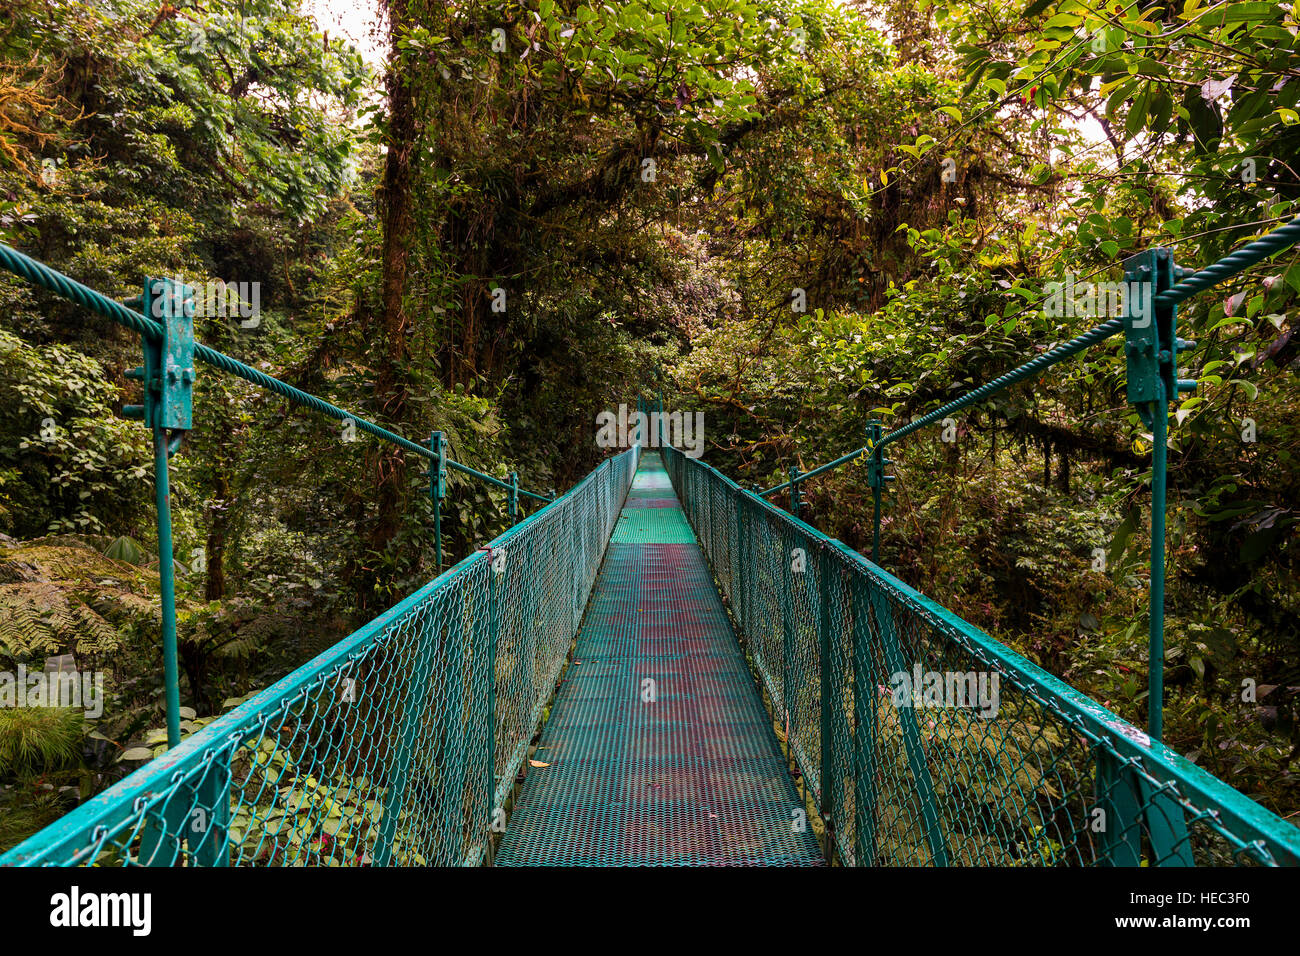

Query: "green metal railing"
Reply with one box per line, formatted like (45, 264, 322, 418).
(5, 212, 1300, 867)
(664, 443, 1300, 866)
(0, 243, 552, 748)
(757, 216, 1300, 741)
(1, 444, 638, 866)
(0, 241, 632, 866)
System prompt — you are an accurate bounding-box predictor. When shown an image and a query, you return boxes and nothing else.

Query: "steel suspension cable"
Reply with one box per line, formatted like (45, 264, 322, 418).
(0, 242, 551, 502)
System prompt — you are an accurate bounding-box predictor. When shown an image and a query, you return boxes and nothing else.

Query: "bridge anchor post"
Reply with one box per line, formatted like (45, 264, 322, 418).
(123, 276, 194, 751)
(1121, 249, 1196, 743)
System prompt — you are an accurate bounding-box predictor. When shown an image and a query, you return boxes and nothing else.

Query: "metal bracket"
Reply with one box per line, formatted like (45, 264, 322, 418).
(124, 277, 195, 451)
(865, 421, 894, 492)
(1122, 249, 1196, 427)
(425, 431, 448, 502)
(422, 430, 449, 571)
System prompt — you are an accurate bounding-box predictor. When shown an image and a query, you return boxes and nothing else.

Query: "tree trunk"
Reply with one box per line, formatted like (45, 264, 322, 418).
(361, 0, 419, 608)
(204, 473, 230, 601)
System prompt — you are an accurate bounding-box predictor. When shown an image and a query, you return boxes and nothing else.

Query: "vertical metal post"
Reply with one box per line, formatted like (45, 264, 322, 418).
(868, 586, 948, 865)
(509, 471, 519, 524)
(870, 474, 882, 565)
(1121, 249, 1195, 742)
(817, 543, 836, 859)
(779, 533, 796, 746)
(866, 422, 885, 564)
(126, 276, 194, 751)
(486, 546, 500, 859)
(1149, 401, 1167, 742)
(429, 431, 447, 571)
(1141, 774, 1194, 866)
(851, 577, 877, 867)
(373, 613, 438, 866)
(1095, 748, 1142, 866)
(191, 749, 231, 866)
(439, 604, 466, 862)
(153, 429, 181, 750)
(735, 491, 748, 632)
(789, 466, 801, 519)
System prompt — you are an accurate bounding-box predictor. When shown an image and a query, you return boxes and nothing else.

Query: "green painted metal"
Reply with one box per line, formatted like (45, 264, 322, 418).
(426, 430, 448, 570)
(127, 276, 195, 750)
(866, 581, 948, 865)
(754, 221, 1300, 749)
(1121, 248, 1197, 741)
(5, 215, 1300, 867)
(485, 544, 500, 862)
(151, 428, 182, 750)
(371, 607, 438, 867)
(1095, 747, 1143, 867)
(0, 247, 553, 751)
(0, 243, 552, 502)
(191, 750, 232, 866)
(495, 453, 823, 866)
(1149, 401, 1169, 741)
(1, 446, 637, 867)
(663, 442, 1300, 866)
(143, 277, 197, 431)
(610, 499, 696, 543)
(864, 421, 891, 565)
(816, 541, 836, 857)
(851, 579, 878, 865)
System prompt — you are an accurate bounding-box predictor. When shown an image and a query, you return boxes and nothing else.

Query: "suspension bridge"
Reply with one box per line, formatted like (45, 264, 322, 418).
(2, 222, 1300, 866)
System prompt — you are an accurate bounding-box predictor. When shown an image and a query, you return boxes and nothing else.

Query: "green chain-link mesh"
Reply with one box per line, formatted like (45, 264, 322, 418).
(663, 445, 1300, 867)
(1, 447, 638, 867)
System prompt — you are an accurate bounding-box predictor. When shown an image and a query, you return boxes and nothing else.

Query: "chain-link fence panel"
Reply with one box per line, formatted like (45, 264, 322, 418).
(664, 444, 1300, 867)
(2, 447, 639, 867)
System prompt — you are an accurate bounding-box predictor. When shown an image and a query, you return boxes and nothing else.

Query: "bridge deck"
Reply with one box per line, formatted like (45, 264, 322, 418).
(495, 452, 824, 866)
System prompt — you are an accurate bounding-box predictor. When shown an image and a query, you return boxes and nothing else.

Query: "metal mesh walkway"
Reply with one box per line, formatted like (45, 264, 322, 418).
(495, 452, 824, 865)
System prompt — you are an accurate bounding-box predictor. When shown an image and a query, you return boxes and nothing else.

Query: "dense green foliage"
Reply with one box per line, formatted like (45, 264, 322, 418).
(1, 0, 1297, 848)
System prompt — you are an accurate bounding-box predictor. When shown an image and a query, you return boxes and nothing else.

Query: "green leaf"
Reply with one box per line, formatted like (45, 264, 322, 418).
(1108, 507, 1139, 568)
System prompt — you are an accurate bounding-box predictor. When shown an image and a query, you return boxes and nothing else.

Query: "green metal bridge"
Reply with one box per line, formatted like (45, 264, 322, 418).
(2, 222, 1300, 866)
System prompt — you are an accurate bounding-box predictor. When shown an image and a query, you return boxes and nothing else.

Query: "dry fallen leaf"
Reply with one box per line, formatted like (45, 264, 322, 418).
(529, 759, 550, 768)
